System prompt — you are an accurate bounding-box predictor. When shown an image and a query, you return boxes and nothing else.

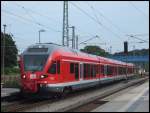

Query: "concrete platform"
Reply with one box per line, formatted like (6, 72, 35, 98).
(92, 81, 149, 112)
(1, 88, 20, 98)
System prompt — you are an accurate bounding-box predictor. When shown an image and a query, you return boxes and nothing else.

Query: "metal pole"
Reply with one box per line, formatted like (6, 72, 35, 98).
(68, 26, 75, 49)
(69, 26, 73, 49)
(66, 2, 69, 47)
(39, 31, 40, 43)
(76, 35, 78, 49)
(110, 46, 112, 54)
(126, 54, 128, 81)
(72, 26, 75, 49)
(62, 1, 69, 47)
(62, 1, 65, 46)
(2, 24, 6, 83)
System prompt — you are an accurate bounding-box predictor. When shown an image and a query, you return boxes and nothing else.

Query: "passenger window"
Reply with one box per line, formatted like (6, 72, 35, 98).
(87, 64, 91, 77)
(57, 60, 60, 74)
(91, 65, 93, 77)
(74, 63, 79, 80)
(96, 65, 99, 74)
(48, 61, 56, 74)
(107, 65, 113, 75)
(93, 65, 96, 77)
(83, 64, 87, 78)
(70, 63, 74, 73)
(104, 65, 107, 75)
(100, 65, 104, 74)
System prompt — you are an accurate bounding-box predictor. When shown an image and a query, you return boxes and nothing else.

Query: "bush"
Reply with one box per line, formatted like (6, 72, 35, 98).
(1, 67, 20, 88)
(2, 75, 21, 88)
(3, 80, 20, 88)
(3, 67, 20, 75)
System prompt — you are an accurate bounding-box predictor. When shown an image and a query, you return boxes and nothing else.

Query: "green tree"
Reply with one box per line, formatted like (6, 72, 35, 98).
(80, 45, 110, 57)
(1, 32, 18, 68)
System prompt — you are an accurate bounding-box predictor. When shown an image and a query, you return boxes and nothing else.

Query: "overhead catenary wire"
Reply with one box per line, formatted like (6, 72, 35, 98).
(11, 2, 107, 47)
(79, 35, 100, 45)
(14, 3, 40, 25)
(2, 2, 107, 46)
(2, 11, 36, 27)
(132, 33, 149, 37)
(2, 2, 61, 32)
(86, 2, 127, 35)
(128, 1, 148, 18)
(70, 2, 123, 40)
(13, 2, 60, 24)
(126, 34, 149, 43)
(2, 9, 62, 49)
(13, 2, 103, 41)
(2, 9, 61, 33)
(2, 11, 57, 40)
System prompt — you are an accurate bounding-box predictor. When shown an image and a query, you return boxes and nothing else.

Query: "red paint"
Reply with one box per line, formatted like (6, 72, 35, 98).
(19, 47, 135, 93)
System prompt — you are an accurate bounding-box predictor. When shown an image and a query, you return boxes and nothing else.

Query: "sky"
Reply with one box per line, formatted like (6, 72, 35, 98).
(1, 1, 149, 54)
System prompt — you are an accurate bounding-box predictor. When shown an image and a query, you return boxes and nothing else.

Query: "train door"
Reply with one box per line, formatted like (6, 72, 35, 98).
(104, 65, 107, 77)
(80, 63, 84, 80)
(115, 65, 118, 80)
(74, 63, 79, 80)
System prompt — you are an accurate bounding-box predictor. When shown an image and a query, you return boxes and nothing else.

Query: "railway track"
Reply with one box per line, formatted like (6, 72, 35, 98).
(2, 76, 148, 112)
(2, 93, 58, 112)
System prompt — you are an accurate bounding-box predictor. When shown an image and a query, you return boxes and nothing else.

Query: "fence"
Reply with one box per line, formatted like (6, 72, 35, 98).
(1, 75, 20, 88)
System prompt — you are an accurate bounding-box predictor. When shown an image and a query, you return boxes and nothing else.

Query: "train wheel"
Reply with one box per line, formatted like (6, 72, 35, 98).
(19, 88, 26, 98)
(60, 87, 72, 99)
(63, 88, 69, 95)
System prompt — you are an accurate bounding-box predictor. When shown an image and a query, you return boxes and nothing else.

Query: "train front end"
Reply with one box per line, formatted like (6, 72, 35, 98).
(19, 44, 59, 94)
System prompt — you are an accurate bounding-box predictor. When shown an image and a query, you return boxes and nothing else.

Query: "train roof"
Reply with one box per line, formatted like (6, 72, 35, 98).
(22, 43, 134, 66)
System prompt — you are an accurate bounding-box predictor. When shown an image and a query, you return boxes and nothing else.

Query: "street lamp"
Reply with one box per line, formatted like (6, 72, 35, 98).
(2, 25, 6, 75)
(39, 29, 45, 43)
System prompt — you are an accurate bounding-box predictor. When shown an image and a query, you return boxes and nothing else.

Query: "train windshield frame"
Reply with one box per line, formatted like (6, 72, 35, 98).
(23, 55, 48, 71)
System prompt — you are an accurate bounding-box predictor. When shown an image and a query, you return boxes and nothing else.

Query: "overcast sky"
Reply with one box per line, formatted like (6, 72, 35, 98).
(1, 1, 149, 54)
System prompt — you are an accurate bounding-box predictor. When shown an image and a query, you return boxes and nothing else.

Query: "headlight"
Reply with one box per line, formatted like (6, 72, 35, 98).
(40, 75, 48, 79)
(40, 75, 45, 78)
(22, 75, 26, 79)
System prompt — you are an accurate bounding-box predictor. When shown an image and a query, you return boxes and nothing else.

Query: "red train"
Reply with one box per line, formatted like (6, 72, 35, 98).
(19, 43, 135, 94)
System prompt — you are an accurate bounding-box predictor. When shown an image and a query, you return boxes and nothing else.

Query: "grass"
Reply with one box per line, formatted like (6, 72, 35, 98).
(1, 105, 6, 112)
(1, 67, 21, 88)
(1, 67, 20, 88)
(4, 67, 20, 75)
(3, 80, 21, 88)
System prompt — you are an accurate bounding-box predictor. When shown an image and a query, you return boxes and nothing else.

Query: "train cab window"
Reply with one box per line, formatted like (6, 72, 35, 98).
(48, 61, 56, 74)
(70, 63, 75, 73)
(24, 55, 48, 71)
